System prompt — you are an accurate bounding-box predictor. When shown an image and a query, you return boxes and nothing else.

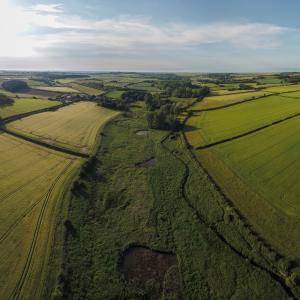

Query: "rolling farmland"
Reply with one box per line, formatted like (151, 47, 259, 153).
(264, 84, 300, 93)
(0, 133, 82, 299)
(192, 90, 273, 110)
(184, 80, 300, 258)
(194, 116, 300, 256)
(186, 95, 300, 148)
(3, 71, 300, 299)
(209, 116, 300, 216)
(6, 102, 119, 154)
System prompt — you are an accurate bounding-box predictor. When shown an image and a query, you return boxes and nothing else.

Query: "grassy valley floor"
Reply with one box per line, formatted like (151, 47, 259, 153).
(57, 104, 296, 299)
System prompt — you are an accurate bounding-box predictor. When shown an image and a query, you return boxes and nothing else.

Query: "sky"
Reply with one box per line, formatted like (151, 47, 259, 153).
(1, 0, 300, 72)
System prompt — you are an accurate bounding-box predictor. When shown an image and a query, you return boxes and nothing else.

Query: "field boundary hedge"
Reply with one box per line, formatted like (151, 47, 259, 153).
(192, 89, 300, 112)
(195, 109, 300, 150)
(1, 127, 89, 158)
(2, 102, 64, 124)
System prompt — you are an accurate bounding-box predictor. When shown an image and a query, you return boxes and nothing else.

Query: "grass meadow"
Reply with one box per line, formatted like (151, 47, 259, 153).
(193, 90, 273, 110)
(67, 82, 104, 95)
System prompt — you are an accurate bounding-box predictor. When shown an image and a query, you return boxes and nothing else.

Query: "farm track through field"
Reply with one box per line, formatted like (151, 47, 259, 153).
(161, 133, 296, 298)
(195, 109, 300, 150)
(1, 127, 89, 158)
(0, 195, 44, 243)
(9, 160, 74, 300)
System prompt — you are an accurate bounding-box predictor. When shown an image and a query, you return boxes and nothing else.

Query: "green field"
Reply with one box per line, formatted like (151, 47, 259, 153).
(169, 97, 197, 108)
(212, 89, 254, 95)
(281, 91, 300, 98)
(211, 116, 300, 216)
(106, 90, 125, 99)
(194, 115, 300, 256)
(26, 79, 49, 87)
(0, 133, 82, 299)
(193, 91, 272, 110)
(3, 71, 300, 299)
(0, 98, 60, 119)
(186, 95, 300, 147)
(67, 82, 104, 95)
(263, 84, 300, 93)
(127, 82, 161, 92)
(7, 102, 119, 154)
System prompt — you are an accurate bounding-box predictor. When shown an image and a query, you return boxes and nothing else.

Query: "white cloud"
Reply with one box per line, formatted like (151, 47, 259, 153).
(30, 3, 64, 14)
(0, 1, 294, 70)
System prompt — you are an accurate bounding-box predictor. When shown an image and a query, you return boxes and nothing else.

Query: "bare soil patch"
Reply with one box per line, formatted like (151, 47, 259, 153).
(135, 157, 156, 168)
(136, 130, 149, 136)
(121, 246, 182, 299)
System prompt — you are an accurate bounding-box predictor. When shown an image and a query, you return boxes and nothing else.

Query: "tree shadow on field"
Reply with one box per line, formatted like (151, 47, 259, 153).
(183, 124, 198, 132)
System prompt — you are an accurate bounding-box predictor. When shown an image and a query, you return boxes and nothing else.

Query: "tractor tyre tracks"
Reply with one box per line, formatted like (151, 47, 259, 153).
(9, 160, 74, 300)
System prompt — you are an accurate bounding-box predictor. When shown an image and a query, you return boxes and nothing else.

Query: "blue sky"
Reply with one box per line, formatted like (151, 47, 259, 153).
(1, 0, 300, 71)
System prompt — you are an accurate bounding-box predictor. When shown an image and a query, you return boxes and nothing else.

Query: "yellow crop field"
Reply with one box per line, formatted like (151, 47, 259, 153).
(0, 133, 82, 299)
(7, 102, 120, 154)
(35, 86, 80, 93)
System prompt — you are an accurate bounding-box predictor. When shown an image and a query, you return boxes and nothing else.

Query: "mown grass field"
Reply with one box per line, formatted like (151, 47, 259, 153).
(67, 82, 104, 95)
(212, 89, 254, 95)
(0, 133, 82, 299)
(193, 115, 300, 257)
(35, 86, 80, 93)
(127, 82, 161, 92)
(105, 90, 125, 99)
(7, 102, 119, 154)
(211, 116, 300, 216)
(281, 91, 300, 98)
(186, 95, 300, 147)
(0, 98, 60, 119)
(192, 90, 273, 110)
(169, 97, 197, 108)
(264, 84, 300, 93)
